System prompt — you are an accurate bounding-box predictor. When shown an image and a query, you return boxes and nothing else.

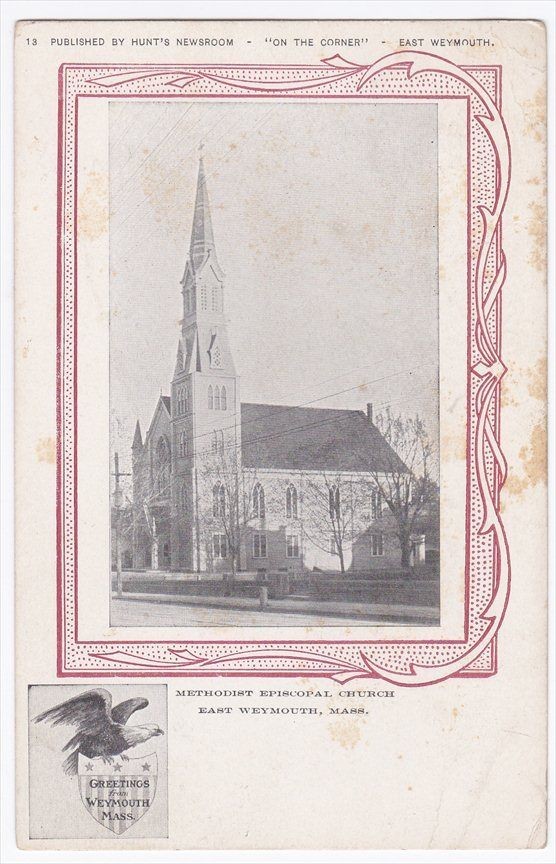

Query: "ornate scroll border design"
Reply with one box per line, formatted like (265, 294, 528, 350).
(355, 52, 510, 685)
(57, 51, 510, 684)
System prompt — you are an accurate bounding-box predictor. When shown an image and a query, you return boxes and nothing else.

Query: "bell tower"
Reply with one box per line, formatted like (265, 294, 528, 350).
(170, 149, 241, 571)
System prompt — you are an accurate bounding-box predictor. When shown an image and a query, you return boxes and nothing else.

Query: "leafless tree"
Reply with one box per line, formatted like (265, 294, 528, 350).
(197, 437, 276, 576)
(367, 409, 437, 568)
(301, 472, 359, 573)
(118, 440, 173, 569)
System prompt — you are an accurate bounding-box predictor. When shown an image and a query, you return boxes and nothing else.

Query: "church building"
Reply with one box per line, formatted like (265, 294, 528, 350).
(130, 155, 416, 575)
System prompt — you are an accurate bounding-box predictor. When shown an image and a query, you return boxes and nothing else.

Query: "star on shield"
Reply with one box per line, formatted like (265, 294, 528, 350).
(77, 753, 158, 836)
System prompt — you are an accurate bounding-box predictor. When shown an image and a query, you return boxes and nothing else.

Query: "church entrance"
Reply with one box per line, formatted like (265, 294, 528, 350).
(136, 504, 171, 571)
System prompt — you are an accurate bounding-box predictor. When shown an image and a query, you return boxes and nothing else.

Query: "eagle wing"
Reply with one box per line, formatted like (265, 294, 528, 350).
(33, 688, 113, 737)
(111, 697, 149, 725)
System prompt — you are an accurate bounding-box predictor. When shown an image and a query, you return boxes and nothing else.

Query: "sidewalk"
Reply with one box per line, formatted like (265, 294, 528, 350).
(112, 590, 439, 625)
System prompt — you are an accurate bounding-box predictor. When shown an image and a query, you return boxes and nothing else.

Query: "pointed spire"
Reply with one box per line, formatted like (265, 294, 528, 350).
(132, 420, 143, 450)
(190, 147, 216, 269)
(174, 339, 184, 376)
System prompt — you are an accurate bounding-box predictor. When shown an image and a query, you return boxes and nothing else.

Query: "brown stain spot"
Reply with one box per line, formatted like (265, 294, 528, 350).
(407, 786, 413, 791)
(505, 422, 547, 496)
(522, 87, 546, 144)
(78, 170, 108, 240)
(526, 201, 546, 272)
(442, 431, 466, 462)
(36, 437, 55, 464)
(500, 380, 517, 408)
(228, 142, 237, 151)
(527, 356, 546, 402)
(140, 161, 193, 227)
(527, 176, 542, 186)
(328, 719, 362, 750)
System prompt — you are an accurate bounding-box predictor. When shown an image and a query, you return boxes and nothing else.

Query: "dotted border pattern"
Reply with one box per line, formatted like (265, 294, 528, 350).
(56, 53, 509, 685)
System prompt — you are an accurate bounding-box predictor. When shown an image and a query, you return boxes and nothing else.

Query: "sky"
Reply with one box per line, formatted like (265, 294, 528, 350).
(109, 100, 438, 476)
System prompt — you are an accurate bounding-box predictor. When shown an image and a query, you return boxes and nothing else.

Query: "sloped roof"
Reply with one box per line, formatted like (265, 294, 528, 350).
(240, 403, 408, 474)
(143, 395, 172, 448)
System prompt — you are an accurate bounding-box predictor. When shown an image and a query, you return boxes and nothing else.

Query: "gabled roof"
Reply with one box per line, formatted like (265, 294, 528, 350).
(143, 395, 172, 448)
(240, 403, 408, 474)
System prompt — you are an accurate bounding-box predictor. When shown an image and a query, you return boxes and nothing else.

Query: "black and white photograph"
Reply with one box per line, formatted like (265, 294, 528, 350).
(109, 101, 440, 627)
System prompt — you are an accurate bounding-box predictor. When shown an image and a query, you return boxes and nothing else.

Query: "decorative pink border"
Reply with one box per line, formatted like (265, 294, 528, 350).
(57, 52, 510, 685)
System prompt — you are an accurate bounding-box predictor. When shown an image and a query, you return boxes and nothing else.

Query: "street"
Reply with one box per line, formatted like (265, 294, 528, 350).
(111, 598, 383, 626)
(110, 593, 438, 628)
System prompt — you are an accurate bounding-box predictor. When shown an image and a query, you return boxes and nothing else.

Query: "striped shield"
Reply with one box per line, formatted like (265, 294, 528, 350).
(77, 753, 157, 835)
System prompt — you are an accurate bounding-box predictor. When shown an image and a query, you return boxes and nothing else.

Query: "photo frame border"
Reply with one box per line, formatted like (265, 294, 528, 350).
(56, 51, 510, 686)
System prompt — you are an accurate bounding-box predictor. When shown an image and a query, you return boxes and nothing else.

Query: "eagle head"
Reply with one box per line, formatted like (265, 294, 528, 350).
(123, 723, 164, 747)
(142, 723, 164, 737)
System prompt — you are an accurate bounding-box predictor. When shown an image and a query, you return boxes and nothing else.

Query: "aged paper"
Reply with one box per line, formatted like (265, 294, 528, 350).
(14, 17, 547, 850)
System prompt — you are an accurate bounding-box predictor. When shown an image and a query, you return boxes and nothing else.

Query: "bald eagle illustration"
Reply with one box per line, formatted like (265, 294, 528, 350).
(33, 688, 164, 775)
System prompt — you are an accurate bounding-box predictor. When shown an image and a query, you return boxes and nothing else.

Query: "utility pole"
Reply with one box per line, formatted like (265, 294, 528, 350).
(234, 422, 241, 575)
(112, 452, 131, 599)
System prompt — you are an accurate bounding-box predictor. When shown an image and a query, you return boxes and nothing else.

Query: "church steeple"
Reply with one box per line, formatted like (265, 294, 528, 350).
(178, 149, 234, 376)
(189, 148, 217, 270)
(167, 148, 240, 573)
(132, 420, 143, 451)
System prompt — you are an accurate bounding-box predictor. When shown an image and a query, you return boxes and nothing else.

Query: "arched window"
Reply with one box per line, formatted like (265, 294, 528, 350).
(328, 484, 340, 519)
(180, 482, 187, 510)
(185, 289, 192, 313)
(252, 482, 265, 519)
(208, 385, 213, 410)
(155, 437, 170, 495)
(214, 385, 221, 411)
(179, 430, 187, 457)
(370, 487, 382, 520)
(183, 388, 188, 413)
(286, 484, 298, 519)
(200, 288, 207, 311)
(212, 286, 220, 312)
(212, 483, 226, 517)
(211, 431, 218, 453)
(220, 385, 227, 411)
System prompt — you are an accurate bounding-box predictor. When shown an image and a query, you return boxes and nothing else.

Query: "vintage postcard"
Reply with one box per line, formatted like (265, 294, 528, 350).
(14, 16, 547, 851)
